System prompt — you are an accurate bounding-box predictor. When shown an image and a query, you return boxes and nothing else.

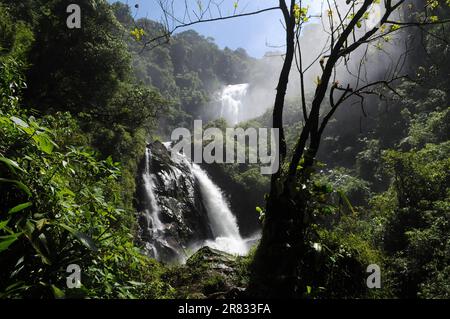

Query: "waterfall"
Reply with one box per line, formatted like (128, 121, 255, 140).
(192, 164, 247, 255)
(143, 148, 163, 230)
(140, 142, 250, 261)
(142, 148, 164, 259)
(220, 83, 249, 126)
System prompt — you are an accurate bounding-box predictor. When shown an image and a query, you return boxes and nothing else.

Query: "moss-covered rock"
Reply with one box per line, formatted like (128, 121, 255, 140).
(164, 246, 252, 298)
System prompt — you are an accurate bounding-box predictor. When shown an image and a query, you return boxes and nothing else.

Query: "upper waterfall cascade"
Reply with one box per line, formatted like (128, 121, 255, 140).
(220, 83, 249, 126)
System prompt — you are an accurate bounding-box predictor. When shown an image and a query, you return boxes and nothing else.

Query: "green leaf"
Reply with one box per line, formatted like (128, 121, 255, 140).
(10, 116, 29, 128)
(127, 281, 145, 286)
(22, 219, 35, 238)
(0, 178, 31, 197)
(0, 219, 9, 230)
(338, 190, 356, 215)
(0, 156, 26, 173)
(8, 202, 32, 214)
(322, 205, 335, 215)
(58, 188, 75, 197)
(32, 133, 56, 154)
(21, 221, 52, 265)
(0, 233, 21, 252)
(2, 281, 30, 296)
(51, 285, 65, 299)
(38, 233, 50, 255)
(324, 184, 333, 193)
(58, 223, 76, 234)
(58, 223, 98, 251)
(75, 232, 98, 252)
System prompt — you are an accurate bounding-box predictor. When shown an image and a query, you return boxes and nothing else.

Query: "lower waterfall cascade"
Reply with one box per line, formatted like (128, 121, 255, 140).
(191, 163, 248, 255)
(141, 148, 182, 261)
(139, 141, 254, 263)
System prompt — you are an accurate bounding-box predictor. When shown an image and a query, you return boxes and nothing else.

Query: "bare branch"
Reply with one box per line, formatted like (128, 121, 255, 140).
(142, 5, 280, 51)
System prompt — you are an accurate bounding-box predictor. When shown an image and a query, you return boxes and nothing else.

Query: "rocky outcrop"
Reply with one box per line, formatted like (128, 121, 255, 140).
(166, 246, 248, 299)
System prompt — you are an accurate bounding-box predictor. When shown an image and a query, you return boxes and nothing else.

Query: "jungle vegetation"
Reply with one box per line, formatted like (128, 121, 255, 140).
(0, 0, 448, 299)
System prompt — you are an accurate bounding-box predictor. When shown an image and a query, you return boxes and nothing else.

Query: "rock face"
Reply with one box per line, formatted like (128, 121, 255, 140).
(167, 246, 248, 299)
(135, 141, 212, 263)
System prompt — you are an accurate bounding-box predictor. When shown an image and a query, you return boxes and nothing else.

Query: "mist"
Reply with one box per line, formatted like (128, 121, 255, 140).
(206, 0, 411, 127)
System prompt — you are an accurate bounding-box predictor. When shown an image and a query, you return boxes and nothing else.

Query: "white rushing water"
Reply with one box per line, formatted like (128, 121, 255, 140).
(220, 83, 249, 126)
(142, 148, 166, 260)
(143, 148, 163, 230)
(191, 164, 247, 255)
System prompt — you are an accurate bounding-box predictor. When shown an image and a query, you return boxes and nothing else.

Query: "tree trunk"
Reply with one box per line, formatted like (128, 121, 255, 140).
(246, 1, 302, 298)
(271, 0, 296, 170)
(247, 189, 304, 297)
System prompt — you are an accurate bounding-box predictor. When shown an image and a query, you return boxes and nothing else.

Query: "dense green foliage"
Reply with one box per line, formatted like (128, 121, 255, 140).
(0, 0, 173, 298)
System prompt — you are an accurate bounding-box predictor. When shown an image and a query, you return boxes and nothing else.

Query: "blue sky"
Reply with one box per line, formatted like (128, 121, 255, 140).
(110, 0, 292, 58)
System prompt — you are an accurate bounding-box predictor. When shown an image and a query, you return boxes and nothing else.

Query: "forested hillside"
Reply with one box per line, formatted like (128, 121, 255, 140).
(112, 1, 255, 133)
(0, 0, 449, 300)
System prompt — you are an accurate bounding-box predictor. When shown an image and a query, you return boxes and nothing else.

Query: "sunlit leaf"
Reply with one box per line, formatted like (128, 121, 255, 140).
(0, 156, 26, 173)
(391, 24, 400, 31)
(36, 219, 49, 231)
(10, 116, 28, 128)
(76, 232, 98, 252)
(32, 133, 56, 154)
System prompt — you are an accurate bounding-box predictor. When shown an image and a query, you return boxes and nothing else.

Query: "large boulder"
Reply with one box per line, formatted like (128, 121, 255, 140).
(165, 246, 248, 299)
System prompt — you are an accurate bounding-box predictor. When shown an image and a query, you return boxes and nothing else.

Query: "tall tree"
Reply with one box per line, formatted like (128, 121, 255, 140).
(249, 0, 449, 298)
(24, 0, 130, 114)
